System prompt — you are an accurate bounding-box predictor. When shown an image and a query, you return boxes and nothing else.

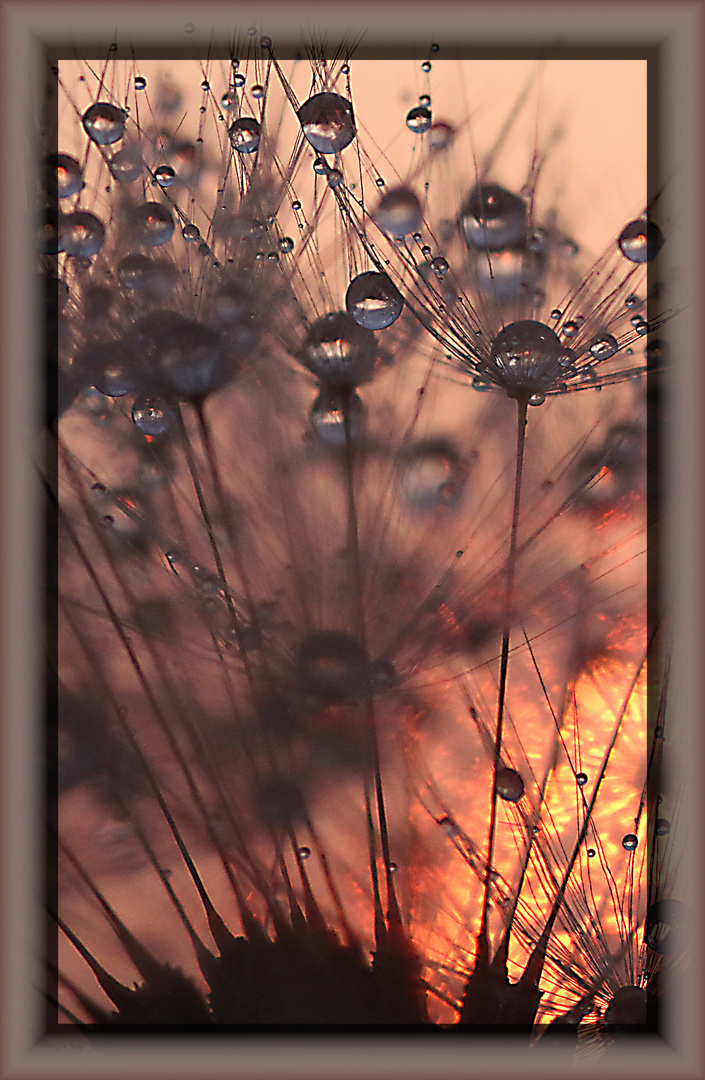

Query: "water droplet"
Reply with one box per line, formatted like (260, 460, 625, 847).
(132, 395, 176, 436)
(406, 105, 432, 134)
(130, 203, 175, 248)
(419, 94, 431, 107)
(184, 22, 195, 33)
(130, 311, 230, 400)
(472, 376, 493, 392)
(117, 253, 177, 295)
(341, 63, 350, 75)
(298, 92, 356, 154)
(576, 772, 588, 786)
(622, 833, 638, 850)
(618, 218, 663, 263)
(431, 256, 449, 277)
(278, 236, 294, 254)
(221, 89, 238, 110)
(229, 117, 261, 154)
(490, 320, 566, 396)
(108, 145, 143, 183)
(563, 320, 579, 338)
(428, 122, 454, 152)
(646, 899, 688, 954)
(529, 393, 545, 406)
(134, 75, 146, 90)
(587, 848, 596, 857)
(589, 334, 619, 361)
(345, 271, 403, 330)
(655, 818, 671, 836)
(154, 164, 175, 188)
(296, 631, 368, 703)
(311, 388, 366, 445)
(389, 862, 398, 872)
(59, 211, 105, 258)
(327, 168, 343, 189)
(298, 845, 311, 859)
(182, 223, 200, 241)
(233, 73, 246, 88)
(550, 308, 561, 320)
(251, 84, 265, 99)
(399, 441, 466, 511)
(634, 319, 649, 335)
(421, 60, 432, 72)
(47, 154, 83, 198)
(373, 186, 423, 237)
(82, 102, 126, 145)
(496, 767, 524, 802)
(300, 312, 377, 387)
(460, 184, 527, 250)
(625, 293, 642, 309)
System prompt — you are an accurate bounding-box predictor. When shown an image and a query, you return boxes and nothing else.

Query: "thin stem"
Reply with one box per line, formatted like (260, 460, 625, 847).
(480, 395, 529, 938)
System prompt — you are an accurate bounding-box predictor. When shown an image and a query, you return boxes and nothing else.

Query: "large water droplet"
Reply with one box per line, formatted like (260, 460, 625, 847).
(48, 154, 83, 198)
(229, 117, 261, 154)
(109, 145, 143, 183)
(490, 320, 569, 396)
(460, 184, 527, 250)
(399, 441, 466, 511)
(496, 767, 524, 802)
(618, 218, 663, 263)
(117, 254, 178, 295)
(154, 164, 176, 188)
(130, 203, 175, 247)
(373, 187, 423, 238)
(345, 271, 403, 330)
(60, 211, 105, 258)
(310, 388, 366, 445)
(406, 105, 432, 134)
(300, 312, 377, 387)
(132, 395, 176, 436)
(622, 833, 638, 850)
(428, 121, 454, 152)
(82, 102, 126, 145)
(130, 311, 231, 400)
(297, 93, 356, 154)
(589, 333, 619, 361)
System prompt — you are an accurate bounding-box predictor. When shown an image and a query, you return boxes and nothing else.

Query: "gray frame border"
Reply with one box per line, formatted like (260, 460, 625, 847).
(1, 1, 703, 1077)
